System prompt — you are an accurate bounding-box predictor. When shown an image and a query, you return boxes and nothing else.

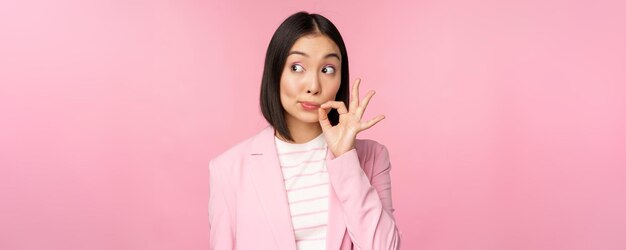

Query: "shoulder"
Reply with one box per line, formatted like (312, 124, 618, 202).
(353, 138, 392, 177)
(209, 128, 266, 171)
(211, 137, 252, 165)
(355, 138, 390, 159)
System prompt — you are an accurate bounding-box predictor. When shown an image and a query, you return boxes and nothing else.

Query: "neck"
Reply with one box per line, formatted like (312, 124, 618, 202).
(276, 120, 323, 144)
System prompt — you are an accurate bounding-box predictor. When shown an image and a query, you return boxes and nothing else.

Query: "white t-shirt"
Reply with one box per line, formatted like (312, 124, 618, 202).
(275, 133, 329, 250)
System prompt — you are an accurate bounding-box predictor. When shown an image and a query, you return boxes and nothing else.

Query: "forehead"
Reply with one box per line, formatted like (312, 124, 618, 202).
(288, 34, 340, 59)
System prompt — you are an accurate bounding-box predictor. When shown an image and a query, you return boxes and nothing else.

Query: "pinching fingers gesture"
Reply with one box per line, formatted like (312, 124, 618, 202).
(318, 78, 386, 157)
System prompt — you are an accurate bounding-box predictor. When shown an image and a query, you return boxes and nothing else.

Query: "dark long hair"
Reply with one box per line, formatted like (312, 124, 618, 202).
(259, 11, 350, 142)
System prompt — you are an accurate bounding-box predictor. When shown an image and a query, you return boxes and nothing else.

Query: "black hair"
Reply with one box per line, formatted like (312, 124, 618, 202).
(259, 11, 350, 142)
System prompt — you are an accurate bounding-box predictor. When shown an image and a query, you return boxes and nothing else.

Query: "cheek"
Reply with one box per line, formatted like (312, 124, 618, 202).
(328, 79, 341, 98)
(280, 77, 299, 101)
(330, 72, 341, 95)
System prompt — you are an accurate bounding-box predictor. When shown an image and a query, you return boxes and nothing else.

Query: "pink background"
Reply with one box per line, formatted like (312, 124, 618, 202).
(1, 0, 625, 249)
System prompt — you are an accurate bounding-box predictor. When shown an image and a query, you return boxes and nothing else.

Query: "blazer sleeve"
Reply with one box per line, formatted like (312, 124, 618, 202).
(326, 144, 402, 250)
(208, 160, 236, 250)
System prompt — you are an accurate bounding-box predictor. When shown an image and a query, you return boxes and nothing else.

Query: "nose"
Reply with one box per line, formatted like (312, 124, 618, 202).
(306, 71, 321, 95)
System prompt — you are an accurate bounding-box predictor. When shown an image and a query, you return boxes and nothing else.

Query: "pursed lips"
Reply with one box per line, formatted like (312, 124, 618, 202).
(299, 101, 321, 109)
(300, 101, 320, 106)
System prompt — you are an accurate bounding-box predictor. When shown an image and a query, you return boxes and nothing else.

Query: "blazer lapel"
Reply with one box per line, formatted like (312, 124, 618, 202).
(247, 126, 297, 250)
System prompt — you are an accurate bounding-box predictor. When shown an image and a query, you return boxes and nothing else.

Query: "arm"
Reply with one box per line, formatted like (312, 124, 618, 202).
(208, 160, 235, 250)
(326, 144, 402, 250)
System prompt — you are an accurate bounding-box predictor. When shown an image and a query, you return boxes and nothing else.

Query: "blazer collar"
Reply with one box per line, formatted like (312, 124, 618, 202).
(247, 125, 346, 250)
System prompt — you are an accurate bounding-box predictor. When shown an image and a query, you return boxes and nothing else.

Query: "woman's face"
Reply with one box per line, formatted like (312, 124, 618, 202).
(280, 34, 342, 126)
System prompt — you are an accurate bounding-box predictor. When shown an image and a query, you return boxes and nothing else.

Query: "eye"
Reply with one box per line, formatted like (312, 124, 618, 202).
(322, 66, 336, 74)
(291, 64, 304, 72)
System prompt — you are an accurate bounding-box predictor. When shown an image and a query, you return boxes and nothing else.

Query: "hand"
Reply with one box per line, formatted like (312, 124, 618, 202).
(318, 78, 386, 158)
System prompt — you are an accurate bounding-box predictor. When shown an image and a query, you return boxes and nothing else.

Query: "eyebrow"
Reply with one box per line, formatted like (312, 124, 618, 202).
(288, 51, 341, 61)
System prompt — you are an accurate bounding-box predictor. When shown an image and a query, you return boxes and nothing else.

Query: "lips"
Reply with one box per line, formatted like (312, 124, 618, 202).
(300, 101, 320, 111)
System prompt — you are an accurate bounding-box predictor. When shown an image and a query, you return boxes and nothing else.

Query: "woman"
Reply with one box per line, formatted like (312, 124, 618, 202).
(209, 11, 401, 250)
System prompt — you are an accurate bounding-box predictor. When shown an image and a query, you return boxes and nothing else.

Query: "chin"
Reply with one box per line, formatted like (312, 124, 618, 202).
(297, 113, 320, 124)
(285, 109, 318, 124)
(299, 117, 319, 124)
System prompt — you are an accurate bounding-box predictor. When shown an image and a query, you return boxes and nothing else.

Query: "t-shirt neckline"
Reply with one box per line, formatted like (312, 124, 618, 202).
(274, 132, 326, 151)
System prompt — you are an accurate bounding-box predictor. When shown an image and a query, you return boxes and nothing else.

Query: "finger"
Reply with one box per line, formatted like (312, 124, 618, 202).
(349, 78, 361, 112)
(356, 90, 376, 118)
(361, 114, 385, 131)
(318, 106, 332, 131)
(320, 101, 348, 115)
